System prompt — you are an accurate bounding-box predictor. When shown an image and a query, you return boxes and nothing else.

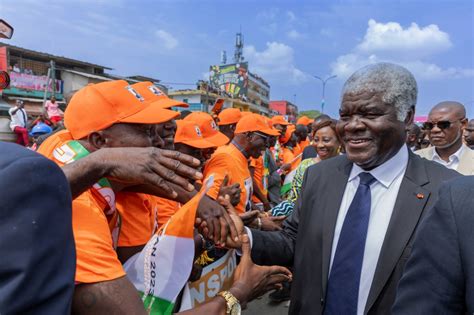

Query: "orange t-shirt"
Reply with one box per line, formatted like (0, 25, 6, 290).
(299, 139, 310, 152)
(153, 197, 181, 228)
(116, 192, 157, 247)
(282, 146, 301, 172)
(293, 143, 302, 157)
(37, 131, 125, 283)
(203, 143, 253, 213)
(250, 156, 266, 203)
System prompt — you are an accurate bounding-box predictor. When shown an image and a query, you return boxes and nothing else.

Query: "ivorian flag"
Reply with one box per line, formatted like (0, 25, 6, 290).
(280, 168, 296, 196)
(124, 176, 214, 314)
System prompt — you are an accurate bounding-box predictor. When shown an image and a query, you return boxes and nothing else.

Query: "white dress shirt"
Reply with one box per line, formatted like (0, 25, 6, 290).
(431, 144, 465, 171)
(8, 106, 27, 131)
(329, 145, 409, 315)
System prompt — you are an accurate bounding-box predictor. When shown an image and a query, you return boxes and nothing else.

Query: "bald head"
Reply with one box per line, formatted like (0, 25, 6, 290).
(429, 101, 466, 119)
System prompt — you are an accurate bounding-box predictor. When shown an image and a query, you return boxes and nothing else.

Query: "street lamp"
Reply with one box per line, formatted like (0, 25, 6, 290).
(313, 75, 337, 113)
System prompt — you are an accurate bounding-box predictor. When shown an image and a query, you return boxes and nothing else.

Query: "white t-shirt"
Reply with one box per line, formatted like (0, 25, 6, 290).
(9, 106, 28, 131)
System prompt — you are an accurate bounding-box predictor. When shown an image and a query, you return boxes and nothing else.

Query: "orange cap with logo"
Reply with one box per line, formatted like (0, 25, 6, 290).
(235, 113, 281, 136)
(131, 81, 188, 109)
(296, 115, 314, 126)
(271, 115, 290, 126)
(281, 125, 296, 144)
(64, 80, 179, 140)
(174, 120, 217, 149)
(217, 108, 242, 126)
(184, 112, 229, 146)
(263, 116, 280, 133)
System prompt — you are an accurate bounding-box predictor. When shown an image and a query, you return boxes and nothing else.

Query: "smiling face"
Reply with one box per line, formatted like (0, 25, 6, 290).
(313, 126, 340, 160)
(337, 91, 410, 170)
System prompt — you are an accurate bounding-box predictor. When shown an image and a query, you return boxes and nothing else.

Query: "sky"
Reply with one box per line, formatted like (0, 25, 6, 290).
(1, 0, 473, 118)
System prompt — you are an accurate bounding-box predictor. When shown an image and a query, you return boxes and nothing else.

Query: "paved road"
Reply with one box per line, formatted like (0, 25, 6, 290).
(243, 293, 289, 315)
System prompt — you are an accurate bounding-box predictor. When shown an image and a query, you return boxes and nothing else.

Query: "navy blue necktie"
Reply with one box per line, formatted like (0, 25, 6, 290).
(324, 172, 376, 315)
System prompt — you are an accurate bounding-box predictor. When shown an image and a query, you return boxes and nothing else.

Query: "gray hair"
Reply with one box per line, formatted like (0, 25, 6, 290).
(342, 62, 418, 121)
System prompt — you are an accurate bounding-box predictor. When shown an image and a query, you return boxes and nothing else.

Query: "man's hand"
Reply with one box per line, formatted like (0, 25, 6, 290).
(248, 215, 287, 231)
(100, 147, 202, 198)
(195, 195, 239, 245)
(239, 210, 260, 226)
(218, 175, 241, 207)
(64, 147, 203, 199)
(229, 234, 292, 303)
(279, 163, 291, 173)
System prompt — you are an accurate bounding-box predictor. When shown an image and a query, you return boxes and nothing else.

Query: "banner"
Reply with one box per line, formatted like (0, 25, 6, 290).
(9, 72, 63, 93)
(0, 47, 7, 72)
(179, 250, 237, 311)
(209, 63, 248, 98)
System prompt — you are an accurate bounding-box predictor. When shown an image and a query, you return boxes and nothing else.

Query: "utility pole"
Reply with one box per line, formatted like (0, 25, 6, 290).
(42, 60, 56, 105)
(313, 75, 337, 113)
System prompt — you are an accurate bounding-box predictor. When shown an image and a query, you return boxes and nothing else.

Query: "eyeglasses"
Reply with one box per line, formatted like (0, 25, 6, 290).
(253, 132, 270, 142)
(423, 119, 462, 131)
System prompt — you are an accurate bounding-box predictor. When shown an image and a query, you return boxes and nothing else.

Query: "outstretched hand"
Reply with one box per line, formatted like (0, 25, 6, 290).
(100, 147, 202, 199)
(195, 195, 239, 246)
(229, 234, 292, 303)
(218, 175, 241, 207)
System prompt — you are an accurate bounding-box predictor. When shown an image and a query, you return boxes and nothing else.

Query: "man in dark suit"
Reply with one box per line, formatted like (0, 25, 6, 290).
(0, 142, 75, 314)
(392, 176, 474, 313)
(243, 63, 460, 314)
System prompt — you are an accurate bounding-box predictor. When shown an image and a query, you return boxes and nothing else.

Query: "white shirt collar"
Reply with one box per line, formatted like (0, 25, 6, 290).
(432, 144, 465, 164)
(349, 144, 409, 188)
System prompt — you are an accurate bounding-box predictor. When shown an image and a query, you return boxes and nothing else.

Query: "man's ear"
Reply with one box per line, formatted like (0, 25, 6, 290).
(404, 107, 415, 125)
(87, 131, 107, 150)
(461, 117, 468, 128)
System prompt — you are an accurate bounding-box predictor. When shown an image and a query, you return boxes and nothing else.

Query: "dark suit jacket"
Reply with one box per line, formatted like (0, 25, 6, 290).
(0, 142, 75, 314)
(251, 151, 460, 314)
(392, 176, 474, 314)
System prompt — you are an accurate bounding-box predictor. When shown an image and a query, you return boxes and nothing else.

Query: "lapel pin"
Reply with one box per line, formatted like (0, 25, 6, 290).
(416, 193, 424, 199)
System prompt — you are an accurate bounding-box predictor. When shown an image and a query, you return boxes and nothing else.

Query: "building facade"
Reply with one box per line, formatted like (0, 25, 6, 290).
(269, 100, 299, 123)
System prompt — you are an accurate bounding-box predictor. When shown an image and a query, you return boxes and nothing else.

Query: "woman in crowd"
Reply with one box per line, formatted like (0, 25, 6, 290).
(272, 119, 342, 216)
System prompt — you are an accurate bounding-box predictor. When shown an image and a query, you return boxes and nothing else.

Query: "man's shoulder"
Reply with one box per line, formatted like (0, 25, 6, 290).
(306, 155, 349, 177)
(0, 142, 51, 168)
(408, 152, 461, 187)
(414, 146, 433, 159)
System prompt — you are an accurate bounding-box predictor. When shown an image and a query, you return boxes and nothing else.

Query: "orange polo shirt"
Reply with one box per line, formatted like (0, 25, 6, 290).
(203, 143, 253, 213)
(38, 131, 125, 283)
(250, 156, 266, 203)
(116, 192, 157, 247)
(282, 146, 301, 172)
(153, 197, 181, 228)
(299, 139, 310, 152)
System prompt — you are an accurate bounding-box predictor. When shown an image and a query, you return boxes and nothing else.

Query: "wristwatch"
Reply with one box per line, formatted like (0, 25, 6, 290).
(218, 291, 241, 315)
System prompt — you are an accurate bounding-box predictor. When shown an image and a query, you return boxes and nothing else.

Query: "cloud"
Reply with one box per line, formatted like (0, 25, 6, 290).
(357, 19, 452, 59)
(331, 19, 473, 80)
(244, 42, 309, 84)
(287, 30, 304, 40)
(155, 29, 178, 49)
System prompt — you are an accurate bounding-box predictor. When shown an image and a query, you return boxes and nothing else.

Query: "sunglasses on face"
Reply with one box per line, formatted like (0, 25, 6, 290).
(423, 120, 460, 131)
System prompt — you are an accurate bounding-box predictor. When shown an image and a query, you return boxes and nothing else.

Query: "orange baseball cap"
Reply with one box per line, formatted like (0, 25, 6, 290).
(235, 113, 280, 136)
(131, 81, 188, 109)
(217, 108, 242, 126)
(271, 115, 290, 126)
(64, 80, 179, 140)
(174, 120, 216, 149)
(184, 112, 229, 146)
(281, 125, 296, 144)
(297, 116, 314, 126)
